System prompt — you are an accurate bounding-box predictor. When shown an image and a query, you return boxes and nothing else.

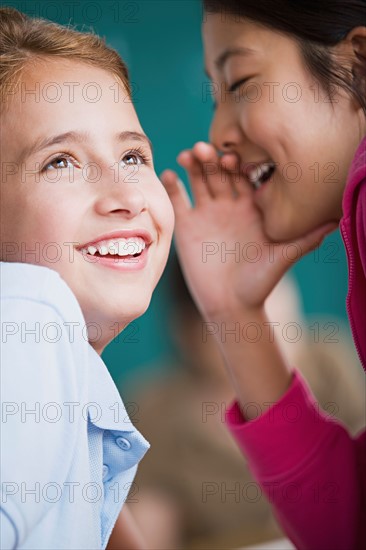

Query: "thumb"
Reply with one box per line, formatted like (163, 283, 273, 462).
(160, 169, 191, 218)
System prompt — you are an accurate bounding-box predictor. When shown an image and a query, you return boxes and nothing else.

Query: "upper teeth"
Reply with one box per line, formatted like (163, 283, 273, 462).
(247, 163, 275, 189)
(81, 237, 146, 257)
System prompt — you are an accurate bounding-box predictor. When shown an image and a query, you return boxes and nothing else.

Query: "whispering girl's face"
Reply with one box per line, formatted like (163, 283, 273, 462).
(203, 13, 365, 241)
(0, 58, 174, 352)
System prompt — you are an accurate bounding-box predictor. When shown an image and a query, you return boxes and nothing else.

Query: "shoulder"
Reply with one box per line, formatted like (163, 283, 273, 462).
(1, 262, 88, 401)
(350, 135, 366, 179)
(342, 136, 366, 218)
(0, 266, 90, 548)
(1, 261, 85, 325)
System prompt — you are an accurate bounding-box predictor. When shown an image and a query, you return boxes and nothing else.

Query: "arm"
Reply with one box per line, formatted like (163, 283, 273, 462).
(206, 305, 292, 418)
(106, 505, 148, 550)
(161, 143, 364, 549)
(161, 143, 335, 416)
(227, 370, 365, 550)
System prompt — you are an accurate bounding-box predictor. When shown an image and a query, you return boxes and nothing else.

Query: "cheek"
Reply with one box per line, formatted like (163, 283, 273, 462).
(2, 183, 78, 257)
(241, 104, 280, 151)
(0, 184, 43, 248)
(26, 193, 73, 242)
(149, 183, 175, 239)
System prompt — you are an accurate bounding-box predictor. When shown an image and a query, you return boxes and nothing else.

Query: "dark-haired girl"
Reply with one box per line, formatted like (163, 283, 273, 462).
(162, 2, 366, 548)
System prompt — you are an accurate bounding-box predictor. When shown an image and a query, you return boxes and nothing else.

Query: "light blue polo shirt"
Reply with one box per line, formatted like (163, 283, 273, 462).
(0, 262, 150, 549)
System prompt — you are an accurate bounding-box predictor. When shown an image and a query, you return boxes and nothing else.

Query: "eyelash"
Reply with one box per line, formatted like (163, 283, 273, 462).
(121, 146, 151, 167)
(41, 151, 76, 172)
(228, 77, 250, 93)
(41, 146, 151, 172)
(211, 77, 251, 110)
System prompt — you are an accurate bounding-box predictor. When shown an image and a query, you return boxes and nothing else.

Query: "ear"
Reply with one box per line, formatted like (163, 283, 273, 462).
(345, 26, 366, 84)
(348, 26, 366, 59)
(334, 26, 366, 113)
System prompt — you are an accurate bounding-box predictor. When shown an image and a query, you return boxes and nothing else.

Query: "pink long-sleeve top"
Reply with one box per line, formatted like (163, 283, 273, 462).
(226, 135, 366, 550)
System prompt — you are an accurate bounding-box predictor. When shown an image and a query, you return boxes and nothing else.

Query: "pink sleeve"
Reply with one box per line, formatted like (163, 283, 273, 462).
(226, 370, 366, 550)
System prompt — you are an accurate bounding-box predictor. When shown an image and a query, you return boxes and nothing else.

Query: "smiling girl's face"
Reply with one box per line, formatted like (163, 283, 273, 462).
(203, 14, 366, 241)
(0, 58, 174, 352)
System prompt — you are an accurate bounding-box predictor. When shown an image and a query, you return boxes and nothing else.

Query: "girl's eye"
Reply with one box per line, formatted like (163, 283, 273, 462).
(228, 77, 250, 94)
(42, 155, 76, 172)
(120, 149, 149, 167)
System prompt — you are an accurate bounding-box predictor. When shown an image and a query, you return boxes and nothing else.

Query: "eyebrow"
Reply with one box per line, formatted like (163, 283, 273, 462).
(17, 130, 153, 164)
(205, 46, 257, 78)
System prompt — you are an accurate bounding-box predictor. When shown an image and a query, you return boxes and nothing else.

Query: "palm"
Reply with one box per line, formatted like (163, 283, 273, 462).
(174, 190, 270, 313)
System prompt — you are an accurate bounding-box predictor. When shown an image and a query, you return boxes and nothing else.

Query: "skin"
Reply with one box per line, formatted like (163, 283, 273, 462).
(1, 58, 175, 355)
(161, 19, 366, 414)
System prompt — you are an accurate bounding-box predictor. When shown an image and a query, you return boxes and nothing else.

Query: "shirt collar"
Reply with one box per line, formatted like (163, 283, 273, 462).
(86, 344, 137, 433)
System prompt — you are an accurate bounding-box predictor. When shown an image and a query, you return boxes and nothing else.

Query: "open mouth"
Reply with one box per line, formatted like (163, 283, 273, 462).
(79, 237, 148, 261)
(245, 162, 276, 191)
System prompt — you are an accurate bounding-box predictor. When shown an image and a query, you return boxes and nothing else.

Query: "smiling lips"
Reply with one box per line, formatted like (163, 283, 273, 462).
(77, 229, 152, 270)
(81, 237, 146, 257)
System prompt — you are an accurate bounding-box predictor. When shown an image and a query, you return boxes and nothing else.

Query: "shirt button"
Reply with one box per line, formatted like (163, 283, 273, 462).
(102, 464, 110, 480)
(116, 436, 131, 451)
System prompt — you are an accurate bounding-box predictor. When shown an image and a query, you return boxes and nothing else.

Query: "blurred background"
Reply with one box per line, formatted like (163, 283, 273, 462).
(5, 1, 365, 548)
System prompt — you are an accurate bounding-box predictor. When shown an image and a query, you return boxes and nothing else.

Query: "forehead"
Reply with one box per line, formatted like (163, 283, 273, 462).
(203, 13, 272, 49)
(2, 57, 140, 135)
(3, 57, 131, 119)
(1, 58, 143, 162)
(202, 13, 295, 71)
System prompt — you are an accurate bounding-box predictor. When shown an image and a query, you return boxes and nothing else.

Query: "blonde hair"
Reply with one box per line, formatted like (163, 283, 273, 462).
(0, 6, 131, 110)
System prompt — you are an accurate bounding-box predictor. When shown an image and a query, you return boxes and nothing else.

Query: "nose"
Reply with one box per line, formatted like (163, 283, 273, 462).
(209, 103, 243, 153)
(94, 173, 147, 219)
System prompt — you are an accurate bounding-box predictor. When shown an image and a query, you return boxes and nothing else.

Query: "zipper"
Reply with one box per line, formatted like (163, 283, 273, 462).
(340, 219, 365, 371)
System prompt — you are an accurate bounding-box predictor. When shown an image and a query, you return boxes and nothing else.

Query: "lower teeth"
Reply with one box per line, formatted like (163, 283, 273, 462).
(94, 252, 140, 258)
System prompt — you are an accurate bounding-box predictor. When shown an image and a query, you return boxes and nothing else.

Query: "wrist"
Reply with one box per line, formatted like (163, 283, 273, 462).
(201, 304, 293, 418)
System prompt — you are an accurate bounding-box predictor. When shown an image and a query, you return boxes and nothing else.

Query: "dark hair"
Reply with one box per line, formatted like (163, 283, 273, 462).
(203, 0, 366, 115)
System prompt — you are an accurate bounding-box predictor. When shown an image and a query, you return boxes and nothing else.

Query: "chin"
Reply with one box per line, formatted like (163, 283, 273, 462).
(264, 217, 311, 243)
(111, 296, 152, 323)
(263, 220, 294, 243)
(81, 295, 152, 331)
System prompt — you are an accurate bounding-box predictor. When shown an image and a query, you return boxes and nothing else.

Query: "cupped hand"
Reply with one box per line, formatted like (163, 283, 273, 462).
(161, 142, 337, 319)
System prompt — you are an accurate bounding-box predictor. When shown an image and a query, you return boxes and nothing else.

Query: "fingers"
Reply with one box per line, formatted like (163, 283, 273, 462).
(177, 142, 240, 201)
(219, 153, 238, 172)
(176, 149, 213, 203)
(191, 142, 233, 198)
(166, 141, 250, 209)
(160, 169, 191, 218)
(219, 153, 248, 197)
